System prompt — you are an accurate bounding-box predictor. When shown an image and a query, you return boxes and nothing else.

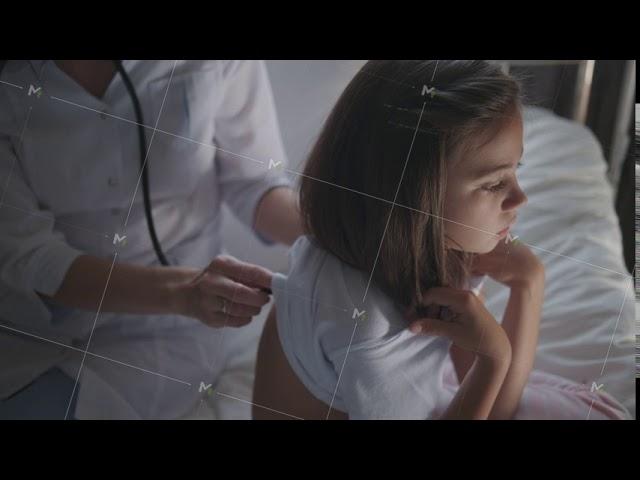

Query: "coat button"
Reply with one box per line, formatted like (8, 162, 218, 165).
(100, 110, 108, 120)
(108, 177, 119, 187)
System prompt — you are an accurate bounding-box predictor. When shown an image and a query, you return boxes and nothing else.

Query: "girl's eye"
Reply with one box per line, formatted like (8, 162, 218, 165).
(485, 181, 506, 193)
(483, 162, 524, 193)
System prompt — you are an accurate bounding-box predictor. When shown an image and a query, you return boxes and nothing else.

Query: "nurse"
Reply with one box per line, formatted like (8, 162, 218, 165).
(0, 60, 303, 419)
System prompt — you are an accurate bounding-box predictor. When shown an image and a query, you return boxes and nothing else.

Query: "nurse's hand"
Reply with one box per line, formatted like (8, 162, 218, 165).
(172, 255, 273, 328)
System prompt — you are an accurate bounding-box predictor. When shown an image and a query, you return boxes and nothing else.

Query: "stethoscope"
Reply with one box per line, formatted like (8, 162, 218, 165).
(113, 60, 169, 266)
(0, 60, 170, 266)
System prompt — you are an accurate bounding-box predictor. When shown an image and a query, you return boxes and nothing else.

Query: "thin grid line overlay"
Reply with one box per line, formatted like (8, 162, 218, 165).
(0, 60, 633, 419)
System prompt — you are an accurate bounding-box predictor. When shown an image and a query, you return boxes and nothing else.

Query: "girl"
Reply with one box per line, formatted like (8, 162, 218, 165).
(252, 60, 630, 420)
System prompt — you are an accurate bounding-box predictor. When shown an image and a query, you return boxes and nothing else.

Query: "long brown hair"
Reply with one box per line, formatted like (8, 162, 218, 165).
(299, 60, 522, 313)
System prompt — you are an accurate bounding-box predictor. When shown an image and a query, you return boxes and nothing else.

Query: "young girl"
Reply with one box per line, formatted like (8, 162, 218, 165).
(252, 60, 630, 420)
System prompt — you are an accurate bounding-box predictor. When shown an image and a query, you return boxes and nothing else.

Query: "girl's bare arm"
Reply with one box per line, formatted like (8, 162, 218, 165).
(439, 345, 511, 420)
(488, 273, 544, 420)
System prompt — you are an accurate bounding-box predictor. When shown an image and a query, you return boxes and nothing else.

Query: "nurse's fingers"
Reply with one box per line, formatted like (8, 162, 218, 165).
(204, 275, 270, 307)
(202, 312, 253, 329)
(204, 297, 262, 317)
(206, 255, 273, 292)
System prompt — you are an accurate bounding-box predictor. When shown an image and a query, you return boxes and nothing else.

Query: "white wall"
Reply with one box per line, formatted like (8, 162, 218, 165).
(218, 60, 367, 273)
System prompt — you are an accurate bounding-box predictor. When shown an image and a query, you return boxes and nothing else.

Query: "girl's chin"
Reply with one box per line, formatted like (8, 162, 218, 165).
(446, 240, 497, 254)
(445, 229, 501, 251)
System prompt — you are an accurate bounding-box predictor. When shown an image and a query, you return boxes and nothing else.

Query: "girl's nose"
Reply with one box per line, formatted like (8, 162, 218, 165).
(505, 185, 528, 211)
(515, 188, 528, 208)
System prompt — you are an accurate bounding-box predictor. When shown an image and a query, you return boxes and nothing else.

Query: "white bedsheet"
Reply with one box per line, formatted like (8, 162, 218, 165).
(482, 106, 635, 417)
(182, 105, 635, 420)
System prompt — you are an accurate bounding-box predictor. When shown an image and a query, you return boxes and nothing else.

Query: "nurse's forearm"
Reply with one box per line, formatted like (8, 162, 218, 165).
(39, 254, 198, 315)
(253, 187, 304, 246)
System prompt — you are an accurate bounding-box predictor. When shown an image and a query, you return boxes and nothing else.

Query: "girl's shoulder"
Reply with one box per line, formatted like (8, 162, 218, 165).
(273, 235, 409, 351)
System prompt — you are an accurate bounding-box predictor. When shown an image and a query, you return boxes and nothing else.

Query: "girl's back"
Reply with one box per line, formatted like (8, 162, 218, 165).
(267, 235, 455, 419)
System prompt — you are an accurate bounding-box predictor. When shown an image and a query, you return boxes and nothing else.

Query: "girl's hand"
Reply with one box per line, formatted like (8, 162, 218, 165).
(472, 235, 544, 290)
(405, 287, 512, 364)
(172, 255, 273, 328)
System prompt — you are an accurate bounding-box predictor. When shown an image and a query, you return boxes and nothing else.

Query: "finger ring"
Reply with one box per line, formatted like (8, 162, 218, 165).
(221, 298, 228, 314)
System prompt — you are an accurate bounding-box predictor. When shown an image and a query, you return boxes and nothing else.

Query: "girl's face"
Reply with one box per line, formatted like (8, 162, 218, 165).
(443, 108, 527, 254)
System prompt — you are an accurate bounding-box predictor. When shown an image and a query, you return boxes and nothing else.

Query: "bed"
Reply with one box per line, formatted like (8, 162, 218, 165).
(182, 60, 636, 420)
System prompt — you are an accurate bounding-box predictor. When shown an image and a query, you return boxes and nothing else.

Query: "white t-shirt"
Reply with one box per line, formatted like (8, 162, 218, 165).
(272, 235, 484, 420)
(272, 236, 633, 420)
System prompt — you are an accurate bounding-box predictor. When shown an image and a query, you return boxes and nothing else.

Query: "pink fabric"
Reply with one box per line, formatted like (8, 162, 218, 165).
(440, 357, 631, 420)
